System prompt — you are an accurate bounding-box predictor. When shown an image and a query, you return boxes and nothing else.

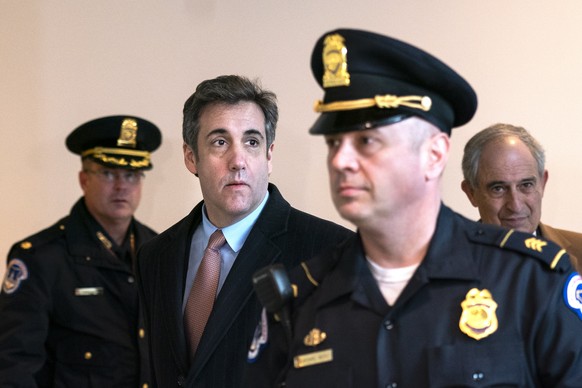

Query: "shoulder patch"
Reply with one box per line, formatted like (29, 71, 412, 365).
(498, 229, 570, 271)
(2, 258, 29, 294)
(563, 272, 582, 320)
(247, 308, 269, 363)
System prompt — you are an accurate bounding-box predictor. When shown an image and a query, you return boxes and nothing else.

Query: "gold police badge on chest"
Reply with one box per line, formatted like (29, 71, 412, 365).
(459, 288, 498, 340)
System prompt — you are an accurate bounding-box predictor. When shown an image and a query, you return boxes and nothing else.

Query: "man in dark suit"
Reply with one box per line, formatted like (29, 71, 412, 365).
(461, 123, 582, 272)
(137, 75, 353, 387)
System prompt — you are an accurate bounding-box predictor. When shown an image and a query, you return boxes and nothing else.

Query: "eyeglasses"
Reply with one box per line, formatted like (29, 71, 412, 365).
(84, 169, 145, 185)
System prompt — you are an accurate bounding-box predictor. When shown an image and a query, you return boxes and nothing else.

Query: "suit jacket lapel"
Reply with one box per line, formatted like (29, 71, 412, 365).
(158, 205, 203, 374)
(539, 223, 572, 252)
(189, 185, 290, 378)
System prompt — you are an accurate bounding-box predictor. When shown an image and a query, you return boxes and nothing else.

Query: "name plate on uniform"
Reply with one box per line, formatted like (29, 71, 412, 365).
(74, 287, 103, 296)
(293, 349, 333, 369)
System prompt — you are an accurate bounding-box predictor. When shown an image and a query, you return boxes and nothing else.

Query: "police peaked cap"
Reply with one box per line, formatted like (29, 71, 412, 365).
(309, 28, 478, 135)
(66, 115, 162, 170)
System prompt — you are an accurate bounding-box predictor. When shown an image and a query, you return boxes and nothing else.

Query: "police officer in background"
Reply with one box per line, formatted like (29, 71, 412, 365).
(245, 29, 582, 387)
(0, 116, 161, 387)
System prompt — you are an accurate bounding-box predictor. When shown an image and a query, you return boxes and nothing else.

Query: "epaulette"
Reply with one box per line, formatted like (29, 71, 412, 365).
(288, 242, 346, 306)
(9, 217, 68, 256)
(467, 223, 571, 273)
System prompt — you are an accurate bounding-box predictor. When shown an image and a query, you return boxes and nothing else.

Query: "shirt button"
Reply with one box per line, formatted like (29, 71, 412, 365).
(472, 371, 485, 381)
(139, 328, 145, 338)
(127, 276, 135, 283)
(84, 352, 92, 360)
(142, 384, 149, 388)
(386, 383, 398, 388)
(384, 320, 394, 330)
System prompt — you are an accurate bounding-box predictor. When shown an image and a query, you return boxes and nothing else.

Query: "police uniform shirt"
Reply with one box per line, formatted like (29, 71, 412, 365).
(246, 205, 582, 387)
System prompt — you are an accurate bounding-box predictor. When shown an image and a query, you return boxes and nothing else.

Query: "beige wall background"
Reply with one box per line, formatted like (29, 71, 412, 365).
(2, 1, 582, 278)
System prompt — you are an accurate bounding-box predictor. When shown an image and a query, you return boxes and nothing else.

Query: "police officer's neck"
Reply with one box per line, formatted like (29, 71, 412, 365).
(359, 196, 440, 269)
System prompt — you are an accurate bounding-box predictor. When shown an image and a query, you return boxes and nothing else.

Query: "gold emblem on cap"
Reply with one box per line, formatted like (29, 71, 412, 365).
(459, 288, 498, 340)
(314, 94, 432, 113)
(117, 118, 138, 148)
(20, 241, 32, 250)
(82, 147, 150, 168)
(304, 328, 327, 347)
(322, 33, 350, 88)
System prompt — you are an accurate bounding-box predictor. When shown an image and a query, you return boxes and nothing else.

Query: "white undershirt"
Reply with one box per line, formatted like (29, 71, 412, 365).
(366, 257, 420, 306)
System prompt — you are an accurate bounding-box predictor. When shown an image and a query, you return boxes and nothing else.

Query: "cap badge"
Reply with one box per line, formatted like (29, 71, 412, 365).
(459, 288, 498, 340)
(304, 328, 327, 347)
(322, 33, 350, 88)
(117, 118, 138, 148)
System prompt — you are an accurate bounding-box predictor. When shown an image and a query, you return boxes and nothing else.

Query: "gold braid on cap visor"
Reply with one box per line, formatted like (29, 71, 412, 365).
(314, 94, 432, 113)
(82, 147, 151, 168)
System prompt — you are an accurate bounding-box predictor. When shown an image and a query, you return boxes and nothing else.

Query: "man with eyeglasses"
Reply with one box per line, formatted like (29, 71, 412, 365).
(0, 115, 161, 387)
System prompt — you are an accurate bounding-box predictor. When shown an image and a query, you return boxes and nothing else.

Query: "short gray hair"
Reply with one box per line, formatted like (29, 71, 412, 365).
(462, 123, 545, 188)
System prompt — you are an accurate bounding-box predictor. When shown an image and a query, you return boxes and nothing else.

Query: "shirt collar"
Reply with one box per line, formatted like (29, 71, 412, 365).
(201, 191, 270, 252)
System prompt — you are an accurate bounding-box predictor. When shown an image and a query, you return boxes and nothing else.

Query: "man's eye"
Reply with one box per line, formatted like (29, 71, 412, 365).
(325, 138, 339, 148)
(102, 171, 115, 179)
(247, 139, 259, 147)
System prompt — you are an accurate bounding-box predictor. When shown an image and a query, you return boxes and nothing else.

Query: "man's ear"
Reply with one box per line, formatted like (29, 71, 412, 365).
(79, 169, 88, 192)
(424, 132, 449, 181)
(461, 180, 479, 208)
(266, 143, 274, 175)
(540, 169, 549, 194)
(183, 143, 198, 177)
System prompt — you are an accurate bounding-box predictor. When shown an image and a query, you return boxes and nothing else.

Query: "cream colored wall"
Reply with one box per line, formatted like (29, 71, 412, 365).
(2, 1, 582, 278)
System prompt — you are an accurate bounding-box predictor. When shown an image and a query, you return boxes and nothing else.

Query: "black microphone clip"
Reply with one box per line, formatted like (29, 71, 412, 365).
(252, 263, 294, 344)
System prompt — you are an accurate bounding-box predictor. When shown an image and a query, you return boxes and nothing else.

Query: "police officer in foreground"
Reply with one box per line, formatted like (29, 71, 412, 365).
(0, 116, 161, 387)
(245, 28, 582, 387)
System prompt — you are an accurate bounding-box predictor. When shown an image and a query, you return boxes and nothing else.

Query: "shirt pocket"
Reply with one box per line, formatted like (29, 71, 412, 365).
(427, 341, 526, 387)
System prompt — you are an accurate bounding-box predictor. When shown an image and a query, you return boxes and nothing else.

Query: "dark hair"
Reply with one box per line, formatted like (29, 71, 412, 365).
(182, 75, 278, 158)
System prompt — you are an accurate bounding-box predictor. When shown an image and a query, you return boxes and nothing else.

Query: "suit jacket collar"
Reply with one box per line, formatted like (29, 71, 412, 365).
(539, 222, 582, 271)
(156, 184, 292, 377)
(190, 184, 291, 375)
(539, 222, 572, 252)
